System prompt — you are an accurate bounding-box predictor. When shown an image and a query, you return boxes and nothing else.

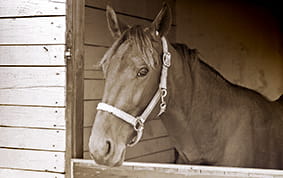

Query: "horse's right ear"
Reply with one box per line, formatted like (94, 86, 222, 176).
(150, 3, 172, 39)
(106, 5, 129, 39)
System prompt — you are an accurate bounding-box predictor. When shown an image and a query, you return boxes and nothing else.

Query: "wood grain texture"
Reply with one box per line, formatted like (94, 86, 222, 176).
(85, 0, 176, 24)
(84, 45, 107, 70)
(0, 67, 65, 106)
(0, 148, 65, 172)
(0, 45, 65, 65)
(0, 106, 65, 129)
(0, 17, 65, 44)
(84, 79, 105, 100)
(83, 100, 100, 127)
(0, 0, 66, 17)
(126, 149, 175, 163)
(72, 160, 283, 178)
(85, 8, 176, 46)
(0, 67, 65, 88)
(84, 70, 104, 79)
(0, 127, 65, 151)
(125, 136, 173, 160)
(0, 87, 65, 106)
(0, 168, 64, 178)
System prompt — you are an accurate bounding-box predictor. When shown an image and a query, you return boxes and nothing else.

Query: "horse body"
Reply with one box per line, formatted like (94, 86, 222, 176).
(89, 4, 283, 169)
(163, 43, 283, 168)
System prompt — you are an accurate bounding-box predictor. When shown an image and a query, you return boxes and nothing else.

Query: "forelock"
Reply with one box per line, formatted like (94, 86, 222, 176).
(100, 25, 160, 74)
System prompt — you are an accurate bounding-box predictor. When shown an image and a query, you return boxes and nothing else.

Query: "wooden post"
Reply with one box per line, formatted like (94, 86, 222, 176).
(66, 0, 85, 177)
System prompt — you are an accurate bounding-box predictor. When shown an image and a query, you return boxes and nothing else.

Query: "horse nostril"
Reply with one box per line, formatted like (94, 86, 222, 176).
(105, 140, 112, 157)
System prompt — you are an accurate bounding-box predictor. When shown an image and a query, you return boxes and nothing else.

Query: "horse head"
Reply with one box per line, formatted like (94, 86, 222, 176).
(88, 4, 172, 166)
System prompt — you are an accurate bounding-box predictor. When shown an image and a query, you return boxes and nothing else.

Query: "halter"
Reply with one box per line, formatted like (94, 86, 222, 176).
(97, 36, 171, 147)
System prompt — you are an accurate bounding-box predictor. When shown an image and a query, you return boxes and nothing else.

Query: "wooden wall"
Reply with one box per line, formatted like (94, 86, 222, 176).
(83, 0, 177, 163)
(176, 0, 283, 101)
(0, 0, 67, 177)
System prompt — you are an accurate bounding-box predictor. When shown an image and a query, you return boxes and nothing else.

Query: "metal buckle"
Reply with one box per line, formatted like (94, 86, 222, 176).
(163, 52, 171, 67)
(134, 117, 144, 132)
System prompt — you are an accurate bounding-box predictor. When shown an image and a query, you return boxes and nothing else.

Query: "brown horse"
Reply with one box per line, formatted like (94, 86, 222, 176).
(89, 4, 283, 169)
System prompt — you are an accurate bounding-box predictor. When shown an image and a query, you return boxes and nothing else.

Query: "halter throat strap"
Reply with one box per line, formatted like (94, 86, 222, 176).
(97, 36, 171, 147)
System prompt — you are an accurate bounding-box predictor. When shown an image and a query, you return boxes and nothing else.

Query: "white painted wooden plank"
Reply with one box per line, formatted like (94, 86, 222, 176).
(0, 17, 65, 44)
(0, 45, 65, 65)
(0, 148, 65, 172)
(0, 0, 66, 17)
(0, 168, 64, 178)
(0, 127, 65, 151)
(0, 67, 65, 89)
(0, 106, 65, 129)
(0, 87, 65, 106)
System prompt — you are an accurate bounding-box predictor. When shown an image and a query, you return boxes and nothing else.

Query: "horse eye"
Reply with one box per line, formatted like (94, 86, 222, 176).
(137, 67, 149, 77)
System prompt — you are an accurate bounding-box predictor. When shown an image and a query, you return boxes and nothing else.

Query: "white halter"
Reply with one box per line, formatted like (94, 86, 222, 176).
(97, 36, 171, 147)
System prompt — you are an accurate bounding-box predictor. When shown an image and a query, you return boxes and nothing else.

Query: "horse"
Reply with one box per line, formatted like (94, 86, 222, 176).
(89, 4, 283, 169)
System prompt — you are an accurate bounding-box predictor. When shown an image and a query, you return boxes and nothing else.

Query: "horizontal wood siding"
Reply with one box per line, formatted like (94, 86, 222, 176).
(0, 106, 65, 129)
(0, 45, 65, 65)
(0, 0, 66, 17)
(0, 168, 64, 178)
(83, 0, 176, 163)
(0, 17, 65, 45)
(72, 159, 283, 178)
(0, 0, 66, 177)
(0, 148, 65, 172)
(0, 127, 66, 151)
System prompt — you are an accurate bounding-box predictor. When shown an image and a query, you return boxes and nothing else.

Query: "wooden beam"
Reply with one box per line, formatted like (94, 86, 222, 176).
(65, 0, 85, 177)
(72, 159, 283, 178)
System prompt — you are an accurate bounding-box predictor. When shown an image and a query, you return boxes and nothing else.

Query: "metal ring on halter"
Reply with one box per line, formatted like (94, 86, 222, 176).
(161, 88, 167, 97)
(133, 117, 144, 132)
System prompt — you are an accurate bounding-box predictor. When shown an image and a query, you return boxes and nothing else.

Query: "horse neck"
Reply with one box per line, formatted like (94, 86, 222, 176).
(162, 43, 232, 163)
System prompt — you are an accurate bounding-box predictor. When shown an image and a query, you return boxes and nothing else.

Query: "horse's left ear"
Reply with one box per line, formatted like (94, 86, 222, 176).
(150, 3, 172, 38)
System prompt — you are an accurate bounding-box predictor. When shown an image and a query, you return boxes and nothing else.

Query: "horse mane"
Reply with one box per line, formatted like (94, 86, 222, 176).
(100, 25, 159, 73)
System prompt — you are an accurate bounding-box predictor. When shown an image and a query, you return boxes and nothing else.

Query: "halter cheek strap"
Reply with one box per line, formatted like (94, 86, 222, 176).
(96, 36, 171, 147)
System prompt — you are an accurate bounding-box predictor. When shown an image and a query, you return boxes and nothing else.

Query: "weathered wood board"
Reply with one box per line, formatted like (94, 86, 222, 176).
(0, 106, 65, 129)
(0, 148, 65, 172)
(85, 7, 176, 46)
(0, 86, 65, 106)
(0, 45, 66, 65)
(72, 159, 283, 178)
(0, 127, 65, 151)
(84, 45, 107, 70)
(0, 0, 66, 17)
(84, 79, 105, 100)
(0, 168, 65, 178)
(0, 67, 65, 88)
(85, 0, 176, 24)
(0, 17, 65, 44)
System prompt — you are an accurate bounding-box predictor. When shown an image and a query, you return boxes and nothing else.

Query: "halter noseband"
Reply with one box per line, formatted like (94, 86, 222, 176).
(97, 36, 171, 147)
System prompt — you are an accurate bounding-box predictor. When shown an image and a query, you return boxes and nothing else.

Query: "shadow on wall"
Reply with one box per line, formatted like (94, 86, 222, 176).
(176, 0, 283, 101)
